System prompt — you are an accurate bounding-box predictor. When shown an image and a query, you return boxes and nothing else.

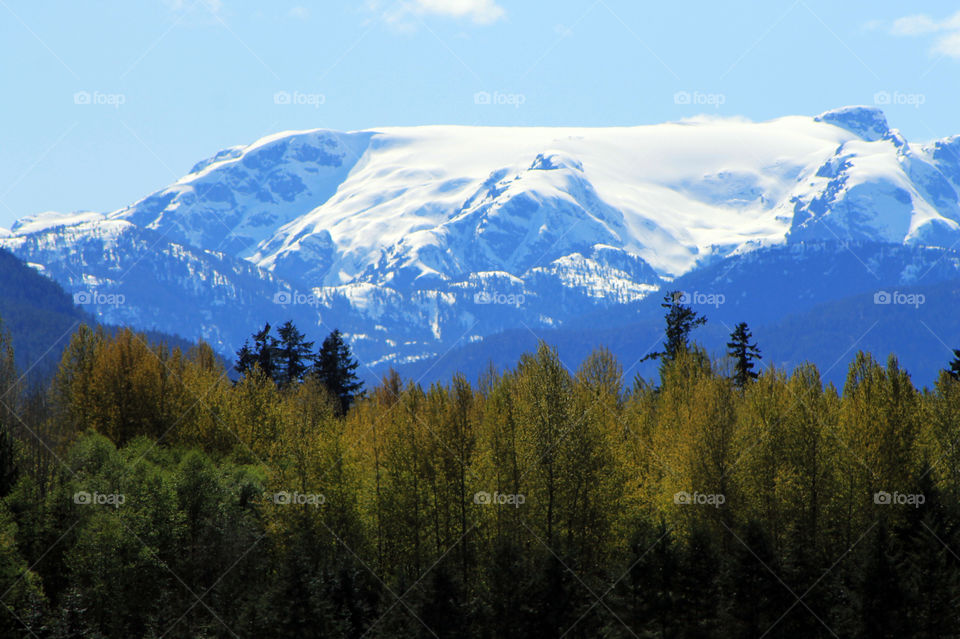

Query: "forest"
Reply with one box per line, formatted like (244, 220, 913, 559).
(0, 293, 958, 638)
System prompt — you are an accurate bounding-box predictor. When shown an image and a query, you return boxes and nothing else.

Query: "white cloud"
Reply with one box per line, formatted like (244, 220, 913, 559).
(165, 0, 223, 16)
(891, 14, 942, 36)
(287, 5, 309, 20)
(890, 10, 960, 58)
(412, 0, 505, 25)
(369, 0, 505, 30)
(933, 31, 960, 58)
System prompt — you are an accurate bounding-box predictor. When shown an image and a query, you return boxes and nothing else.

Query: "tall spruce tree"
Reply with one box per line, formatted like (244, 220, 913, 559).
(235, 323, 279, 381)
(276, 321, 314, 388)
(727, 321, 762, 389)
(313, 329, 363, 415)
(947, 348, 960, 381)
(641, 291, 707, 362)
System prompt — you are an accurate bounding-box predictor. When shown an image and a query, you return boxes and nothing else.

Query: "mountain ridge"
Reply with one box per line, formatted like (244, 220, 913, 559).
(4, 106, 960, 376)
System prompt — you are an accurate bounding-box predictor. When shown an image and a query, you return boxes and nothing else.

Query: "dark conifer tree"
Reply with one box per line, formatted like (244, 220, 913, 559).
(727, 321, 762, 389)
(235, 323, 280, 381)
(641, 291, 707, 362)
(947, 348, 960, 381)
(234, 343, 254, 376)
(276, 321, 315, 388)
(313, 329, 364, 415)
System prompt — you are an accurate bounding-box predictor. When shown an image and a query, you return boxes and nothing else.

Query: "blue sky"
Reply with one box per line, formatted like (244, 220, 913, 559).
(1, 0, 959, 228)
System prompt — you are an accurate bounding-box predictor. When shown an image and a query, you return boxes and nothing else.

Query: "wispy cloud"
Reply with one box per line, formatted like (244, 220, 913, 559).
(890, 10, 960, 58)
(413, 0, 505, 24)
(165, 0, 223, 16)
(287, 5, 309, 20)
(369, 0, 505, 31)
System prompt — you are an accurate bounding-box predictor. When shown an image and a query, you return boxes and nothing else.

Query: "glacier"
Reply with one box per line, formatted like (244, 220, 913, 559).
(4, 106, 960, 377)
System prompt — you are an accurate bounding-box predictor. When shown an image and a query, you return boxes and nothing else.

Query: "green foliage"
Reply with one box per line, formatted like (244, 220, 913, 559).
(0, 323, 957, 637)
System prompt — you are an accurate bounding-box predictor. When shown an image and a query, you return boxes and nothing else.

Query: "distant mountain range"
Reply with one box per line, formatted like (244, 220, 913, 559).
(3, 106, 960, 386)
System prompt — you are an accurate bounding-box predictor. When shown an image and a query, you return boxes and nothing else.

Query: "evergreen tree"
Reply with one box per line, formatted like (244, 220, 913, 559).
(947, 348, 960, 381)
(236, 322, 280, 381)
(234, 343, 255, 376)
(726, 321, 762, 389)
(642, 291, 707, 363)
(313, 329, 364, 415)
(276, 320, 315, 388)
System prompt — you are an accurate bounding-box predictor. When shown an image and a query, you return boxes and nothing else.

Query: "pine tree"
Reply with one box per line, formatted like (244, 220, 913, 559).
(641, 291, 707, 363)
(947, 348, 960, 381)
(234, 343, 254, 376)
(276, 320, 315, 388)
(726, 321, 761, 389)
(313, 329, 364, 416)
(235, 323, 279, 381)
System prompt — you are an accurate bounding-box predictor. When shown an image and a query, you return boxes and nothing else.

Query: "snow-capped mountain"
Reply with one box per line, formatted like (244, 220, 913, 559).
(4, 106, 960, 374)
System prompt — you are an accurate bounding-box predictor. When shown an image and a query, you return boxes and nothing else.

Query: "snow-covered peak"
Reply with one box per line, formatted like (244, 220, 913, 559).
(17, 107, 958, 291)
(5, 106, 960, 376)
(11, 211, 105, 235)
(529, 151, 584, 172)
(110, 129, 375, 258)
(189, 145, 244, 175)
(814, 106, 890, 142)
